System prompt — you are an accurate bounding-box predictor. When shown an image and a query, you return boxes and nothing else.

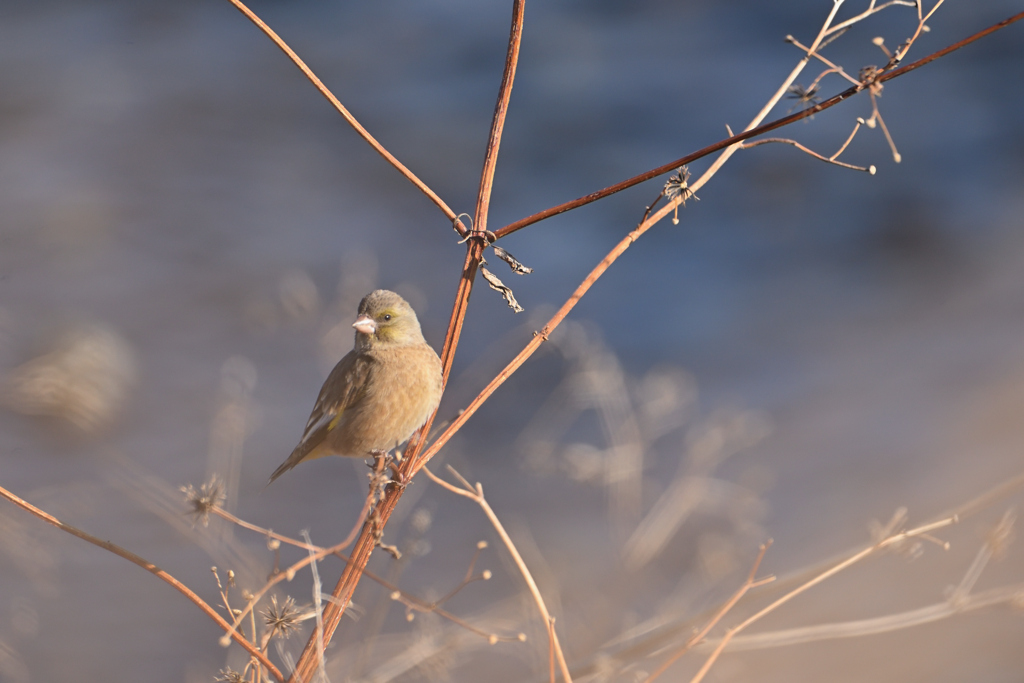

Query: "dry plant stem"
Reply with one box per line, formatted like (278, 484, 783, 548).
(547, 617, 558, 683)
(690, 0, 856, 198)
(219, 533, 356, 647)
(497, 0, 844, 238)
(688, 515, 958, 683)
(869, 90, 902, 162)
(644, 542, 774, 683)
(289, 2, 528, 676)
(412, 179, 694, 480)
(424, 466, 573, 683)
(832, 120, 864, 159)
(215, 468, 371, 646)
(474, 0, 525, 235)
(826, 0, 918, 36)
(439, 242, 487, 391)
(740, 137, 872, 172)
(217, 501, 513, 645)
(224, 0, 465, 233)
(880, 10, 1023, 81)
(787, 37, 859, 86)
(895, 0, 947, 62)
(715, 512, 1018, 652)
(301, 531, 328, 683)
(212, 506, 332, 552)
(494, 10, 1024, 239)
(0, 484, 285, 682)
(950, 470, 1024, 521)
(287, 241, 483, 681)
(285, 8, 1024, 680)
(394, 592, 519, 642)
(289, 485, 405, 681)
(723, 583, 1024, 652)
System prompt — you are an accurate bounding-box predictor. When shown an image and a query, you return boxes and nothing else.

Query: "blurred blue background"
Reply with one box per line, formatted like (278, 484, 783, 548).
(1, 1, 1023, 681)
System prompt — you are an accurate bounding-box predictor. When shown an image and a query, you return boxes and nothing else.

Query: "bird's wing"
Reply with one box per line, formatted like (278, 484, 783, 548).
(267, 353, 375, 485)
(299, 351, 374, 443)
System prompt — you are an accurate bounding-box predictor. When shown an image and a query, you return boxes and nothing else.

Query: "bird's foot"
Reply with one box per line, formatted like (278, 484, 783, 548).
(389, 459, 409, 488)
(367, 449, 409, 492)
(367, 450, 392, 498)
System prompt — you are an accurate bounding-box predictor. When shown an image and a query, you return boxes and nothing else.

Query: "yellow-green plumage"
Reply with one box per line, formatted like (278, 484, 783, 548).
(269, 290, 443, 484)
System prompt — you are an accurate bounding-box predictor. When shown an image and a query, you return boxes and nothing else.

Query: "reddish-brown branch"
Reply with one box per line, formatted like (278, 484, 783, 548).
(289, 2, 528, 676)
(492, 10, 1024, 239)
(475, 0, 526, 236)
(413, 196, 663, 476)
(0, 484, 285, 682)
(287, 9, 1024, 680)
(224, 0, 467, 234)
(288, 24, 1024, 670)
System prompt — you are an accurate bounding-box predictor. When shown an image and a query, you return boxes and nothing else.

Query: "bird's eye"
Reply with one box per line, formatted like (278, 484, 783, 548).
(383, 314, 392, 321)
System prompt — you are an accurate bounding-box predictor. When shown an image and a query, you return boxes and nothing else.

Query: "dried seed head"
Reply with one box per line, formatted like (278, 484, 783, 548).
(180, 476, 226, 527)
(261, 595, 314, 639)
(664, 166, 699, 208)
(785, 83, 821, 106)
(215, 669, 245, 683)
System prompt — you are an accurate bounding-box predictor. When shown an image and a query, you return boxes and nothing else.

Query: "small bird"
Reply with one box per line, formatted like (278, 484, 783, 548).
(269, 289, 443, 484)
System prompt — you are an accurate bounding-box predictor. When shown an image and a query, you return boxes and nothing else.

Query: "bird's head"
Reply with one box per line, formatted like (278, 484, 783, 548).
(352, 289, 426, 349)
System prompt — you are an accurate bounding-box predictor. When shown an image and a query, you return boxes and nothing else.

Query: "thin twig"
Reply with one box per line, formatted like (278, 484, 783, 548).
(739, 137, 875, 173)
(825, 0, 918, 36)
(289, 2, 530, 676)
(786, 36, 860, 86)
(894, 0, 947, 63)
(301, 531, 328, 683)
(280, 7, 1024, 679)
(0, 483, 285, 682)
(218, 533, 350, 647)
(868, 88, 902, 162)
(424, 465, 574, 683)
(832, 118, 865, 159)
(224, 0, 466, 234)
(880, 10, 1023, 82)
(493, 10, 1024, 239)
(688, 515, 958, 683)
(474, 0, 526, 236)
(717, 582, 1024, 652)
(644, 541, 774, 683)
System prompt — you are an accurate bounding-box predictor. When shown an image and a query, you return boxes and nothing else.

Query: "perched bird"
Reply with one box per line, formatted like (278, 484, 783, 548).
(269, 289, 443, 484)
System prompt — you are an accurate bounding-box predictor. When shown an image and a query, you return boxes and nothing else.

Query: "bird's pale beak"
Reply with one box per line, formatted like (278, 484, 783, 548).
(352, 314, 376, 335)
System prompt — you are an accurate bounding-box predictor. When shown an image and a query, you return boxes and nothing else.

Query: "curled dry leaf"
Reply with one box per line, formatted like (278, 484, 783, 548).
(492, 245, 534, 275)
(480, 262, 524, 313)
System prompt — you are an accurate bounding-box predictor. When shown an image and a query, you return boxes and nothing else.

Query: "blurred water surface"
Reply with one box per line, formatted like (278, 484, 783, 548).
(1, 1, 1023, 681)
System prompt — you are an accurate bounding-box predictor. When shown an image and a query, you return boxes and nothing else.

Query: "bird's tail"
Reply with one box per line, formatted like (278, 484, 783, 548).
(266, 453, 299, 486)
(266, 437, 323, 486)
